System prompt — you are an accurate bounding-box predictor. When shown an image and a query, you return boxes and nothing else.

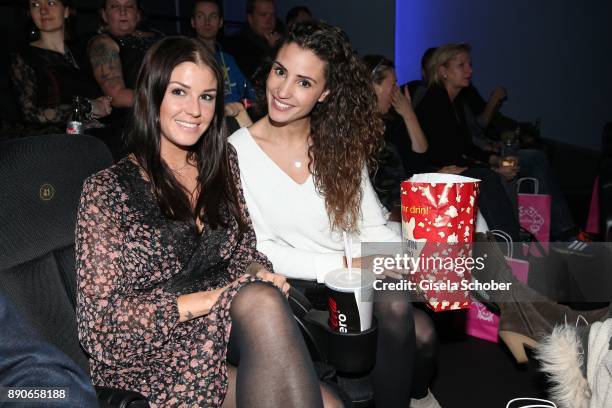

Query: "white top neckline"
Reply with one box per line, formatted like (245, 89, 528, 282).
(243, 127, 312, 187)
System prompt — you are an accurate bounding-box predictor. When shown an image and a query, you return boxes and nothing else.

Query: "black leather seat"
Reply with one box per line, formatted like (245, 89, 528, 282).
(0, 134, 148, 407)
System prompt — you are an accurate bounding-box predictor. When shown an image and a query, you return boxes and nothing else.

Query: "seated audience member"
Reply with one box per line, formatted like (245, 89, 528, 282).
(363, 55, 429, 211)
(88, 0, 162, 110)
(285, 5, 313, 29)
(407, 46, 514, 144)
(88, 0, 162, 158)
(459, 83, 512, 150)
(458, 92, 581, 242)
(416, 43, 524, 240)
(224, 0, 281, 80)
(419, 43, 581, 242)
(191, 0, 253, 128)
(0, 294, 97, 407)
(76, 36, 337, 407)
(405, 47, 437, 110)
(230, 21, 440, 408)
(10, 0, 112, 134)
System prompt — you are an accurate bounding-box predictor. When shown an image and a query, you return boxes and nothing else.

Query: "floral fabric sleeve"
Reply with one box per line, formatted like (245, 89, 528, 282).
(225, 146, 274, 280)
(75, 171, 180, 367)
(9, 52, 72, 125)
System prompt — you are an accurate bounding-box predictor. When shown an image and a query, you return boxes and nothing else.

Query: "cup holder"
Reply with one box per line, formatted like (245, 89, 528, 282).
(303, 309, 378, 374)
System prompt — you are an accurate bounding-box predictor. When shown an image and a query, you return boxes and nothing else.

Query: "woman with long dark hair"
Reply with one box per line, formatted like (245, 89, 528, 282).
(230, 22, 439, 407)
(76, 36, 329, 407)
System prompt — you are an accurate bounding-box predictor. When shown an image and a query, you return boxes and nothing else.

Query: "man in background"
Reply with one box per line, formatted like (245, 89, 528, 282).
(192, 0, 253, 127)
(224, 0, 281, 80)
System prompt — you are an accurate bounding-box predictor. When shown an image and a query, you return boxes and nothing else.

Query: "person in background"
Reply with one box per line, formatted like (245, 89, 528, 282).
(88, 0, 162, 109)
(10, 0, 112, 134)
(191, 0, 253, 128)
(0, 293, 98, 407)
(421, 43, 582, 243)
(224, 0, 281, 80)
(230, 21, 440, 408)
(76, 36, 338, 407)
(363, 55, 429, 210)
(87, 0, 163, 158)
(285, 5, 313, 29)
(416, 43, 522, 240)
(404, 46, 437, 110)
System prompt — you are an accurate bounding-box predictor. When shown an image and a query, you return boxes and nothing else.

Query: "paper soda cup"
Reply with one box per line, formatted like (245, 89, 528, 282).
(324, 268, 374, 333)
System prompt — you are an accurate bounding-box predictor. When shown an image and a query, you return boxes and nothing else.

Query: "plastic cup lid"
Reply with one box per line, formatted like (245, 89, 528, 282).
(324, 268, 375, 292)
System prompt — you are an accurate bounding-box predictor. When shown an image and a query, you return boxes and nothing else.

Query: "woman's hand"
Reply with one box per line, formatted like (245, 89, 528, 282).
(489, 86, 507, 106)
(494, 162, 520, 180)
(438, 165, 467, 175)
(490, 154, 519, 180)
(225, 102, 245, 117)
(391, 85, 414, 119)
(347, 255, 405, 280)
(225, 102, 253, 128)
(255, 269, 290, 295)
(91, 96, 113, 119)
(265, 31, 282, 47)
(245, 262, 290, 295)
(177, 286, 228, 322)
(392, 84, 429, 153)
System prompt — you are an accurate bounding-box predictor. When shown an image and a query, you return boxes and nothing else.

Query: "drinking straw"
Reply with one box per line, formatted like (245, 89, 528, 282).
(342, 231, 353, 278)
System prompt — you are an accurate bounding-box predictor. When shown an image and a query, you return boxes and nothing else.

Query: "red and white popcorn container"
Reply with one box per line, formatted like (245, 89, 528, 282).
(400, 173, 480, 312)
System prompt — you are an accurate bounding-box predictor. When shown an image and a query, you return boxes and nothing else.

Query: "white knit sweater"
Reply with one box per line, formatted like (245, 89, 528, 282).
(229, 127, 401, 283)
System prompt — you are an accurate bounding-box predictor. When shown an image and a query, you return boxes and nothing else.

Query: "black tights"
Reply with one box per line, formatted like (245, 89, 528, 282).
(227, 282, 324, 407)
(372, 292, 438, 406)
(411, 308, 438, 399)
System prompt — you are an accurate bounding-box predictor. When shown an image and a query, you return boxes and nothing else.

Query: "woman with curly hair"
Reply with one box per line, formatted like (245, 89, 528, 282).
(229, 21, 439, 407)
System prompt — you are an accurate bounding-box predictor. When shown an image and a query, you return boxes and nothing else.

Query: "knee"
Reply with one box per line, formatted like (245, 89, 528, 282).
(375, 300, 414, 330)
(414, 310, 438, 356)
(231, 282, 287, 322)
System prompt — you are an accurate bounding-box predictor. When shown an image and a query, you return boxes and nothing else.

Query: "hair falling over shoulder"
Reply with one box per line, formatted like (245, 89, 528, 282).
(283, 21, 384, 233)
(126, 36, 246, 232)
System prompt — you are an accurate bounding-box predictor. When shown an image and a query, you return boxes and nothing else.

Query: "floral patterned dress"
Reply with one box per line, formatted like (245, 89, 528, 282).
(75, 149, 272, 407)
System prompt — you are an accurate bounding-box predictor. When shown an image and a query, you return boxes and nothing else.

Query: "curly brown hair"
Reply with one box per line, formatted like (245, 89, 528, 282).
(280, 21, 384, 233)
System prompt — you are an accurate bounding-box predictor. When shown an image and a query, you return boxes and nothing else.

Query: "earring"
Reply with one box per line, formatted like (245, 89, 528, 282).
(443, 74, 448, 79)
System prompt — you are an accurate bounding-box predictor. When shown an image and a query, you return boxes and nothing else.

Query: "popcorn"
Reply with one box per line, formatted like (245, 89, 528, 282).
(400, 173, 480, 312)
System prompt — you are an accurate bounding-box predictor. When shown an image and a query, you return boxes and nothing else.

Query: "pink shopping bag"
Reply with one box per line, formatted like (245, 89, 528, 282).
(517, 178, 551, 249)
(465, 230, 529, 343)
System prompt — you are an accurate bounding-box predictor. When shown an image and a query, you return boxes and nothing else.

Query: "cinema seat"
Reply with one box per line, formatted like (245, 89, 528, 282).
(0, 134, 148, 407)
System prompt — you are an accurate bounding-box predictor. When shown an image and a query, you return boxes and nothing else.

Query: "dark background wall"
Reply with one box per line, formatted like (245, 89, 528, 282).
(222, 0, 395, 58)
(395, 0, 612, 151)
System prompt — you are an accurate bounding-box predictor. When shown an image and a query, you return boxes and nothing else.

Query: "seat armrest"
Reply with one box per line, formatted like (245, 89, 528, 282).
(95, 386, 149, 408)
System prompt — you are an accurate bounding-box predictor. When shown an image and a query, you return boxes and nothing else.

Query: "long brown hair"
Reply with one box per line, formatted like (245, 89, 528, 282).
(127, 36, 246, 232)
(279, 22, 384, 233)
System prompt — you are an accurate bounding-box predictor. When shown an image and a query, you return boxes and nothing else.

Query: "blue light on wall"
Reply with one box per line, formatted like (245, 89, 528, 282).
(394, 0, 430, 84)
(394, 0, 612, 149)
